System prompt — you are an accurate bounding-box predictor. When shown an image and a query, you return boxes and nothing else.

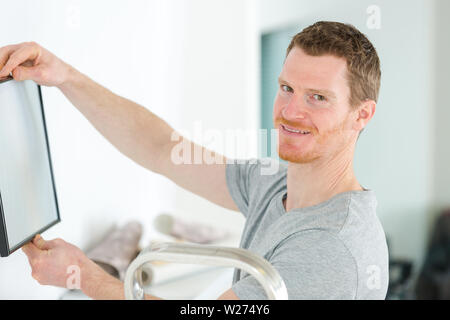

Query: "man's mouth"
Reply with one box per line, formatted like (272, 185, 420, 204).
(280, 123, 311, 135)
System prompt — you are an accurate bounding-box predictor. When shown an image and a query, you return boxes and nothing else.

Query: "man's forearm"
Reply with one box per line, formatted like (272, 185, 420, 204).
(57, 66, 174, 173)
(81, 263, 125, 300)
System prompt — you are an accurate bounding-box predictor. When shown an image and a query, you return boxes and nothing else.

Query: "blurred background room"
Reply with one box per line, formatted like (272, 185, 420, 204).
(0, 0, 449, 299)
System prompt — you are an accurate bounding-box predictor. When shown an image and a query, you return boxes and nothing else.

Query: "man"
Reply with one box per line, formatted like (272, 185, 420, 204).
(0, 21, 388, 300)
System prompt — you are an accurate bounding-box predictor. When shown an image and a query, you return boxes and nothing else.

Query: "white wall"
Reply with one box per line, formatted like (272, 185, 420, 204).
(0, 0, 258, 299)
(433, 0, 450, 209)
(259, 0, 438, 270)
(170, 0, 257, 234)
(0, 0, 189, 299)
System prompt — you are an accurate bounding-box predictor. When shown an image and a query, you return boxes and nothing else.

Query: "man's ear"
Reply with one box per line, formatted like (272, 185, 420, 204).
(353, 99, 376, 132)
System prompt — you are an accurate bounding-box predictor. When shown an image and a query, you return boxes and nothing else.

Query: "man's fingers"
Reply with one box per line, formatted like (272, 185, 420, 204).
(0, 46, 31, 76)
(0, 44, 17, 71)
(0, 44, 40, 78)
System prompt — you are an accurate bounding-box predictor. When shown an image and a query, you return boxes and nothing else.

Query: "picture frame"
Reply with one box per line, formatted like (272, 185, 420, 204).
(0, 77, 60, 257)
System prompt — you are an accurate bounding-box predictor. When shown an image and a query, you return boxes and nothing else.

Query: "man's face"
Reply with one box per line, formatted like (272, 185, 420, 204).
(273, 47, 358, 164)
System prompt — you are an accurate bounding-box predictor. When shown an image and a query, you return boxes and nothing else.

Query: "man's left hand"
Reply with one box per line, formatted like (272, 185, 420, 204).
(22, 234, 94, 289)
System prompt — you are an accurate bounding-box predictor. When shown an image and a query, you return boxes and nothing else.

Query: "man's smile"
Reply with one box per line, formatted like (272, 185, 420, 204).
(279, 123, 312, 136)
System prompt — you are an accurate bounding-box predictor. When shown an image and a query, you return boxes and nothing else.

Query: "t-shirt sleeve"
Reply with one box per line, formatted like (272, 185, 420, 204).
(231, 230, 358, 300)
(225, 158, 281, 217)
(225, 158, 261, 217)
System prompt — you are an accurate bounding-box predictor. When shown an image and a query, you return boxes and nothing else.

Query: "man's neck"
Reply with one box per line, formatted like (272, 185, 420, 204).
(284, 148, 363, 212)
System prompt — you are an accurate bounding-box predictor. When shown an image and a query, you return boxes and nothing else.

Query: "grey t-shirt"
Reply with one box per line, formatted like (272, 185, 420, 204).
(226, 158, 389, 300)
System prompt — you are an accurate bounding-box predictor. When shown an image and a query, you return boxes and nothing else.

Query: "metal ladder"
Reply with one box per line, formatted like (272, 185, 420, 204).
(124, 241, 288, 300)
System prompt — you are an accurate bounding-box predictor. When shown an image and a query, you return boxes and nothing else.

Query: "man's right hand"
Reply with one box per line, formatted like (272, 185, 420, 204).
(0, 42, 71, 87)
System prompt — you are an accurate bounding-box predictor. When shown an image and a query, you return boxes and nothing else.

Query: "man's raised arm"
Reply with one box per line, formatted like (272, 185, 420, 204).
(0, 42, 238, 211)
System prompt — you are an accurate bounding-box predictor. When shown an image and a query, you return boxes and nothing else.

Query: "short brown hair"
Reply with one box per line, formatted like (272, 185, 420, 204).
(286, 21, 381, 108)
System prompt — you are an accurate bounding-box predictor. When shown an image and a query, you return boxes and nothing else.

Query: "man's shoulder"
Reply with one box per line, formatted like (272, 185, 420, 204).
(225, 157, 287, 217)
(227, 157, 287, 177)
(226, 157, 288, 198)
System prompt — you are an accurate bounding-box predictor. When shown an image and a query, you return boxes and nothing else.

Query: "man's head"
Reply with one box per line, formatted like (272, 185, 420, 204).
(273, 21, 380, 164)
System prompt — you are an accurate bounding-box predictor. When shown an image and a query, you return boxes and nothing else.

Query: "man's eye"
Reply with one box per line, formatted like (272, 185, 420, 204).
(281, 85, 293, 93)
(312, 94, 326, 101)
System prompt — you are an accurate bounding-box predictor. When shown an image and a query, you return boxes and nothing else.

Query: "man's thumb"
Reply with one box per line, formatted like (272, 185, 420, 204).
(33, 234, 51, 250)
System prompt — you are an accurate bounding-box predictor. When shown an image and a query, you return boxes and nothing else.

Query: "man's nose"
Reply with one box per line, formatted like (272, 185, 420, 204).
(281, 95, 307, 120)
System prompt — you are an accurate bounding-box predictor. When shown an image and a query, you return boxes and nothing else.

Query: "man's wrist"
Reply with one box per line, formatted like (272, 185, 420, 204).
(57, 64, 80, 91)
